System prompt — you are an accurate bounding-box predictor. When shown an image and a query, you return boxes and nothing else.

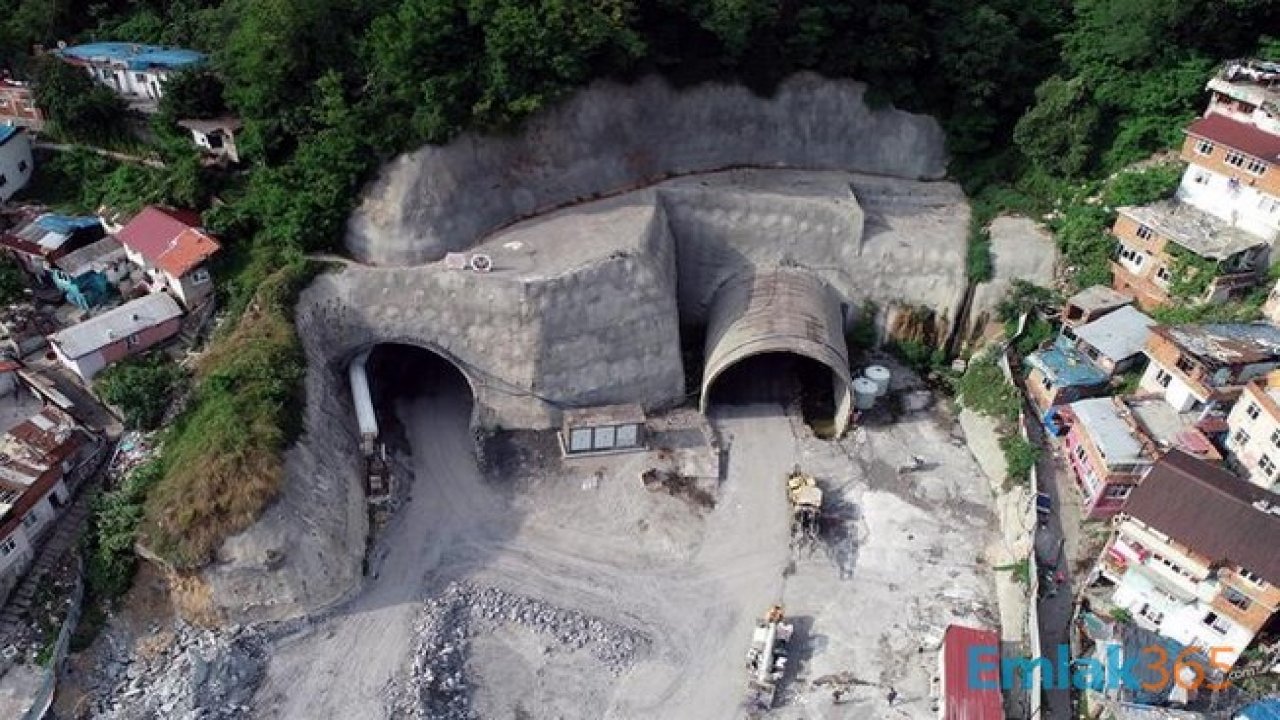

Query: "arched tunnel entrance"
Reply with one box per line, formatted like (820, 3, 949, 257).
(359, 343, 476, 455)
(699, 270, 852, 436)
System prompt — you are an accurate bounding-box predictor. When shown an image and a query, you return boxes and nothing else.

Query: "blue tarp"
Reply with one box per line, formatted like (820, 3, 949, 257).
(0, 125, 19, 144)
(1025, 337, 1109, 388)
(35, 214, 103, 234)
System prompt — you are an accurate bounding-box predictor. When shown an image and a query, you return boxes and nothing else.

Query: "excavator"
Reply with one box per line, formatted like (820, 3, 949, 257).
(786, 466, 823, 551)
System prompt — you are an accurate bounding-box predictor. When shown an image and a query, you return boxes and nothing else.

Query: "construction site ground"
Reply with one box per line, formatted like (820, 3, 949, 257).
(240, 367, 1000, 720)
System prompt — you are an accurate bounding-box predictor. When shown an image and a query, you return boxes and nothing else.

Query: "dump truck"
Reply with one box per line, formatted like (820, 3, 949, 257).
(786, 466, 823, 549)
(744, 604, 794, 715)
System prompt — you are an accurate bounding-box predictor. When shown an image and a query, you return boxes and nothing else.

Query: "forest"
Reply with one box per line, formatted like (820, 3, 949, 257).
(2, 0, 1278, 572)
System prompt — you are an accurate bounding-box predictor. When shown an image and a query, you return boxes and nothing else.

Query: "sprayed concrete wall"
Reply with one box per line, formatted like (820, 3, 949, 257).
(346, 73, 948, 265)
(700, 270, 853, 434)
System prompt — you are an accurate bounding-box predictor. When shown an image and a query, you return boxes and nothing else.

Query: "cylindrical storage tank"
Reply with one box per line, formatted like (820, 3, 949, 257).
(852, 377, 878, 410)
(864, 365, 892, 397)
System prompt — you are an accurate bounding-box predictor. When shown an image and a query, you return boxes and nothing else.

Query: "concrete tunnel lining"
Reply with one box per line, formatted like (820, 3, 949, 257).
(699, 269, 853, 435)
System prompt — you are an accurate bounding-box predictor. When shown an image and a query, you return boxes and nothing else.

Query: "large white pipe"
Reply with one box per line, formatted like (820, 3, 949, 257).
(349, 349, 378, 453)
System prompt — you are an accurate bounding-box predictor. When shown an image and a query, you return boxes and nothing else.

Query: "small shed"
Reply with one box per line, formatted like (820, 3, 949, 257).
(560, 404, 646, 455)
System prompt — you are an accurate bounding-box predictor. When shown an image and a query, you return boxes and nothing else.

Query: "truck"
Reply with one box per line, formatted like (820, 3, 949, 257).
(786, 466, 823, 550)
(744, 604, 794, 715)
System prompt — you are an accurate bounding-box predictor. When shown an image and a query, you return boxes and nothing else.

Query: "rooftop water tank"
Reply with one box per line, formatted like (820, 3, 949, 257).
(852, 377, 879, 410)
(864, 365, 892, 397)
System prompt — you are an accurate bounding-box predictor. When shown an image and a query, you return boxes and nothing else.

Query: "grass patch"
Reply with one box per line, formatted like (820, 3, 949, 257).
(1000, 433, 1040, 488)
(85, 460, 165, 601)
(138, 261, 313, 569)
(95, 353, 188, 431)
(955, 352, 1021, 424)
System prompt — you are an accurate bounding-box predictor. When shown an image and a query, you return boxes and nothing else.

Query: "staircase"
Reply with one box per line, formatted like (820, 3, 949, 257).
(0, 492, 94, 639)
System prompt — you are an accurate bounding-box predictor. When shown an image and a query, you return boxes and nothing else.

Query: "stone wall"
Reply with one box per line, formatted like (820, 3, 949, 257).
(346, 73, 947, 265)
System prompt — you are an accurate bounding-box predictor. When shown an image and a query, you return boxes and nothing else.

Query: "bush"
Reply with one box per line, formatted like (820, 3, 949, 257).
(0, 256, 25, 305)
(85, 460, 165, 601)
(956, 353, 1021, 423)
(1000, 433, 1040, 486)
(95, 354, 188, 431)
(1101, 163, 1182, 207)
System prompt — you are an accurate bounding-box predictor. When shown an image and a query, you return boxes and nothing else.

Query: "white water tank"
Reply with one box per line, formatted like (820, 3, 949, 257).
(864, 365, 892, 397)
(852, 377, 879, 410)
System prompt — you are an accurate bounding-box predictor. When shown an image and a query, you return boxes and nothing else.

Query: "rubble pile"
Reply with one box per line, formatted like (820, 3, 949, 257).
(393, 582, 652, 719)
(88, 623, 264, 720)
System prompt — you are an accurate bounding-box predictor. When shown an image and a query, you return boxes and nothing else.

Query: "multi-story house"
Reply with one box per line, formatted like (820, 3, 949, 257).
(1110, 201, 1267, 310)
(1094, 450, 1280, 668)
(1179, 59, 1280, 244)
(1026, 305, 1154, 428)
(0, 125, 33, 203)
(116, 205, 221, 309)
(0, 406, 98, 604)
(56, 43, 206, 110)
(1225, 371, 1280, 493)
(1137, 323, 1280, 414)
(1059, 396, 1220, 519)
(0, 79, 45, 131)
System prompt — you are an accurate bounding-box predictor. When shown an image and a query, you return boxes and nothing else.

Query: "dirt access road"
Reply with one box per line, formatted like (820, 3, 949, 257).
(252, 385, 800, 719)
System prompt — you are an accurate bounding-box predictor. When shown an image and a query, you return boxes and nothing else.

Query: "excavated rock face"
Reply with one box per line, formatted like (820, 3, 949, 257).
(201, 76, 971, 625)
(346, 72, 947, 265)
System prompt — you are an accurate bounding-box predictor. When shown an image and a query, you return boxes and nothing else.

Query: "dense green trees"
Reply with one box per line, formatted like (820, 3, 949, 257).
(31, 57, 127, 143)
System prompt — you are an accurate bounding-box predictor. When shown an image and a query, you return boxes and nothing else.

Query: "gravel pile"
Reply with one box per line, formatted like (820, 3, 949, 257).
(88, 623, 265, 720)
(392, 582, 652, 719)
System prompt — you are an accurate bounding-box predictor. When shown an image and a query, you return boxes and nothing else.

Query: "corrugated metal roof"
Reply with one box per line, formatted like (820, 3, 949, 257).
(1118, 200, 1265, 260)
(58, 42, 206, 72)
(1067, 285, 1131, 313)
(49, 292, 182, 359)
(1073, 305, 1155, 364)
(117, 206, 219, 276)
(1122, 450, 1280, 585)
(53, 236, 125, 277)
(1068, 398, 1146, 464)
(1156, 323, 1280, 366)
(1025, 343, 1109, 387)
(941, 624, 1003, 720)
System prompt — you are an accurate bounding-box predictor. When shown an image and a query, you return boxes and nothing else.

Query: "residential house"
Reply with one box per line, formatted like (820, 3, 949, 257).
(48, 292, 183, 381)
(1224, 371, 1280, 492)
(177, 117, 241, 164)
(116, 206, 220, 309)
(49, 236, 129, 310)
(1062, 285, 1133, 329)
(1180, 59, 1280, 243)
(1076, 613, 1205, 708)
(56, 43, 206, 108)
(0, 213, 105, 279)
(0, 406, 96, 604)
(0, 125, 33, 202)
(0, 79, 45, 131)
(1027, 306, 1153, 428)
(1094, 450, 1280, 668)
(1059, 396, 1222, 519)
(937, 624, 1003, 720)
(1138, 324, 1280, 414)
(1110, 201, 1267, 310)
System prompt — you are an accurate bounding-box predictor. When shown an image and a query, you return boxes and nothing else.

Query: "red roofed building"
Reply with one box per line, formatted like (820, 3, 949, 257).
(117, 205, 220, 309)
(938, 624, 1003, 720)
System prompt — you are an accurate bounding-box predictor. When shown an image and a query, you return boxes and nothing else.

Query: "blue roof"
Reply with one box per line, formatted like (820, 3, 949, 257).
(1240, 699, 1280, 720)
(1025, 339, 1109, 388)
(59, 42, 206, 72)
(35, 214, 103, 234)
(0, 125, 19, 144)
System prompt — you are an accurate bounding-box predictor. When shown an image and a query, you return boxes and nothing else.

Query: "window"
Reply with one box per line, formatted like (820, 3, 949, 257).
(1156, 265, 1172, 283)
(1203, 611, 1231, 634)
(1138, 603, 1165, 625)
(1193, 170, 1210, 185)
(125, 333, 139, 349)
(1136, 224, 1154, 241)
(1119, 246, 1146, 266)
(1261, 454, 1276, 477)
(1246, 158, 1268, 176)
(1223, 586, 1251, 611)
(1151, 552, 1195, 581)
(1234, 428, 1252, 446)
(21, 510, 37, 528)
(1176, 356, 1197, 374)
(1104, 484, 1133, 500)
(1156, 369, 1172, 388)
(191, 268, 210, 284)
(1247, 402, 1262, 421)
(1074, 445, 1087, 463)
(0, 538, 14, 556)
(1042, 374, 1053, 391)
(1271, 428, 1280, 449)
(1226, 150, 1248, 168)
(134, 73, 146, 82)
(18, 160, 27, 173)
(1195, 139, 1215, 155)
(1239, 568, 1265, 586)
